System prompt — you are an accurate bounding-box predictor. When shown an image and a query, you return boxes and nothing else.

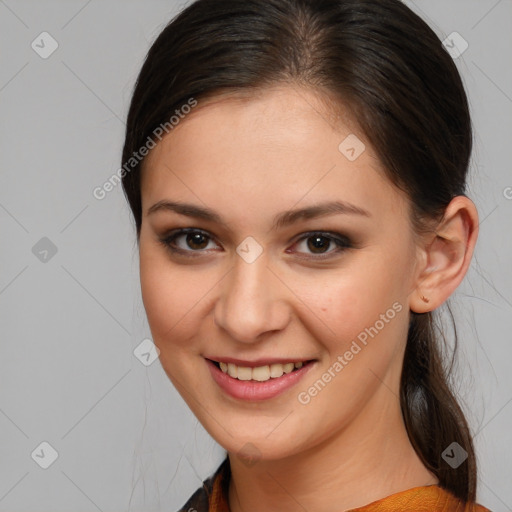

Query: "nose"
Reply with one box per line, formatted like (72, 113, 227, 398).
(213, 252, 291, 344)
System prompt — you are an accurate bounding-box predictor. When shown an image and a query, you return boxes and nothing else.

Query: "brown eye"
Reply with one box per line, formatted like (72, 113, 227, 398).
(185, 232, 210, 250)
(291, 232, 352, 260)
(306, 235, 332, 254)
(159, 228, 219, 256)
(159, 228, 352, 260)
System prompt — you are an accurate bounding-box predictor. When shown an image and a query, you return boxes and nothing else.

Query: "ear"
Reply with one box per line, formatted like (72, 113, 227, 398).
(410, 196, 479, 313)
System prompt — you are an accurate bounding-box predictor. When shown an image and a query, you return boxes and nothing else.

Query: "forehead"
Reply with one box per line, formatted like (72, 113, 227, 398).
(142, 84, 366, 170)
(140, 85, 408, 226)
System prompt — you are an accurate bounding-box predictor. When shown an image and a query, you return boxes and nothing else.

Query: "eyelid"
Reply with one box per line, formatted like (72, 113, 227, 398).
(159, 228, 353, 259)
(287, 231, 352, 259)
(159, 227, 221, 257)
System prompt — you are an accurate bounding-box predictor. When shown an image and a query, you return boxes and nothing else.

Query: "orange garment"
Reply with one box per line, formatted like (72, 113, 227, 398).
(178, 457, 491, 512)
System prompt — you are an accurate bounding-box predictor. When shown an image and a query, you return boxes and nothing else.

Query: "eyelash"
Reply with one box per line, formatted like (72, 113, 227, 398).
(158, 228, 353, 260)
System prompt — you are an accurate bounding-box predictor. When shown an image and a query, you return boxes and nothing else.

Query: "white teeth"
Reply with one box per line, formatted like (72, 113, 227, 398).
(252, 365, 270, 381)
(270, 363, 284, 378)
(227, 363, 238, 378)
(217, 360, 307, 381)
(236, 366, 252, 381)
(282, 362, 295, 374)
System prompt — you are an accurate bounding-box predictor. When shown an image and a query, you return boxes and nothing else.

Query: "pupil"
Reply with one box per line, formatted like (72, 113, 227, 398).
(307, 235, 329, 253)
(187, 233, 208, 250)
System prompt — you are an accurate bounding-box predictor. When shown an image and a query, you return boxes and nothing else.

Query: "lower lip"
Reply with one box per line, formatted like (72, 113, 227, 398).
(206, 359, 316, 401)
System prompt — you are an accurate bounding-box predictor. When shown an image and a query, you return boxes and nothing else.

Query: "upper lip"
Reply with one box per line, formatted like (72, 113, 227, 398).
(205, 356, 315, 367)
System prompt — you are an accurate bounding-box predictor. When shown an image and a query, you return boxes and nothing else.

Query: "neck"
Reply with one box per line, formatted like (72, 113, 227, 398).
(227, 387, 438, 512)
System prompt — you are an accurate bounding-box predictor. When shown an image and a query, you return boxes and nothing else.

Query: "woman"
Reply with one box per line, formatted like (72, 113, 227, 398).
(121, 0, 491, 510)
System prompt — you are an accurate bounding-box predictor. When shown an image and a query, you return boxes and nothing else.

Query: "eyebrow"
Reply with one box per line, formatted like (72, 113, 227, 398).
(146, 199, 371, 230)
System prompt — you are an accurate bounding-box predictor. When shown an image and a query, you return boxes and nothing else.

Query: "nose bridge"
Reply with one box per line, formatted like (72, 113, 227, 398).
(214, 252, 290, 343)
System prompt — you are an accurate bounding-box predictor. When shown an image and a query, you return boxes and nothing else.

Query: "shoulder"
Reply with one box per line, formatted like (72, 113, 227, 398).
(175, 457, 230, 512)
(347, 484, 493, 512)
(176, 483, 210, 512)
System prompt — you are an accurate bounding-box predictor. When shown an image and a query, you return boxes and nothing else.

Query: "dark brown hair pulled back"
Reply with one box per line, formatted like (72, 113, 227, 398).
(121, 0, 477, 503)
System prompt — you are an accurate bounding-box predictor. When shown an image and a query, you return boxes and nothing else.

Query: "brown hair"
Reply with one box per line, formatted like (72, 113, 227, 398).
(121, 0, 477, 502)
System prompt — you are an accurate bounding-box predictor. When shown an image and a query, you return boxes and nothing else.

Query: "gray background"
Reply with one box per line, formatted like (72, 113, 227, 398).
(1, 0, 511, 510)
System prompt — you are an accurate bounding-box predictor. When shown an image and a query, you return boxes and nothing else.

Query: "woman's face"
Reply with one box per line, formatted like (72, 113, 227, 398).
(139, 85, 421, 461)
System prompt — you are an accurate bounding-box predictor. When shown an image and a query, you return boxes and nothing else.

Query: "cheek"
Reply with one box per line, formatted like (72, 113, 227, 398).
(139, 248, 208, 349)
(294, 255, 410, 354)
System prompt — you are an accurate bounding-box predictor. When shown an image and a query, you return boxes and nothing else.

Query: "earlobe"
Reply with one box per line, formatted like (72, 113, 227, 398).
(409, 196, 479, 313)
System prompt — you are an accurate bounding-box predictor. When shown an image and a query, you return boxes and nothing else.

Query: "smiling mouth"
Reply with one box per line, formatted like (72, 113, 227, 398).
(208, 359, 314, 382)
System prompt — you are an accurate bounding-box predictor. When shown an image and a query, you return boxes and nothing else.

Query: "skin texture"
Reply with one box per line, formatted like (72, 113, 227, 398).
(138, 85, 478, 512)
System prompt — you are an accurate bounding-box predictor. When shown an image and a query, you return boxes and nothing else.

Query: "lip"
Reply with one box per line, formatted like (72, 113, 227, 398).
(205, 358, 316, 401)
